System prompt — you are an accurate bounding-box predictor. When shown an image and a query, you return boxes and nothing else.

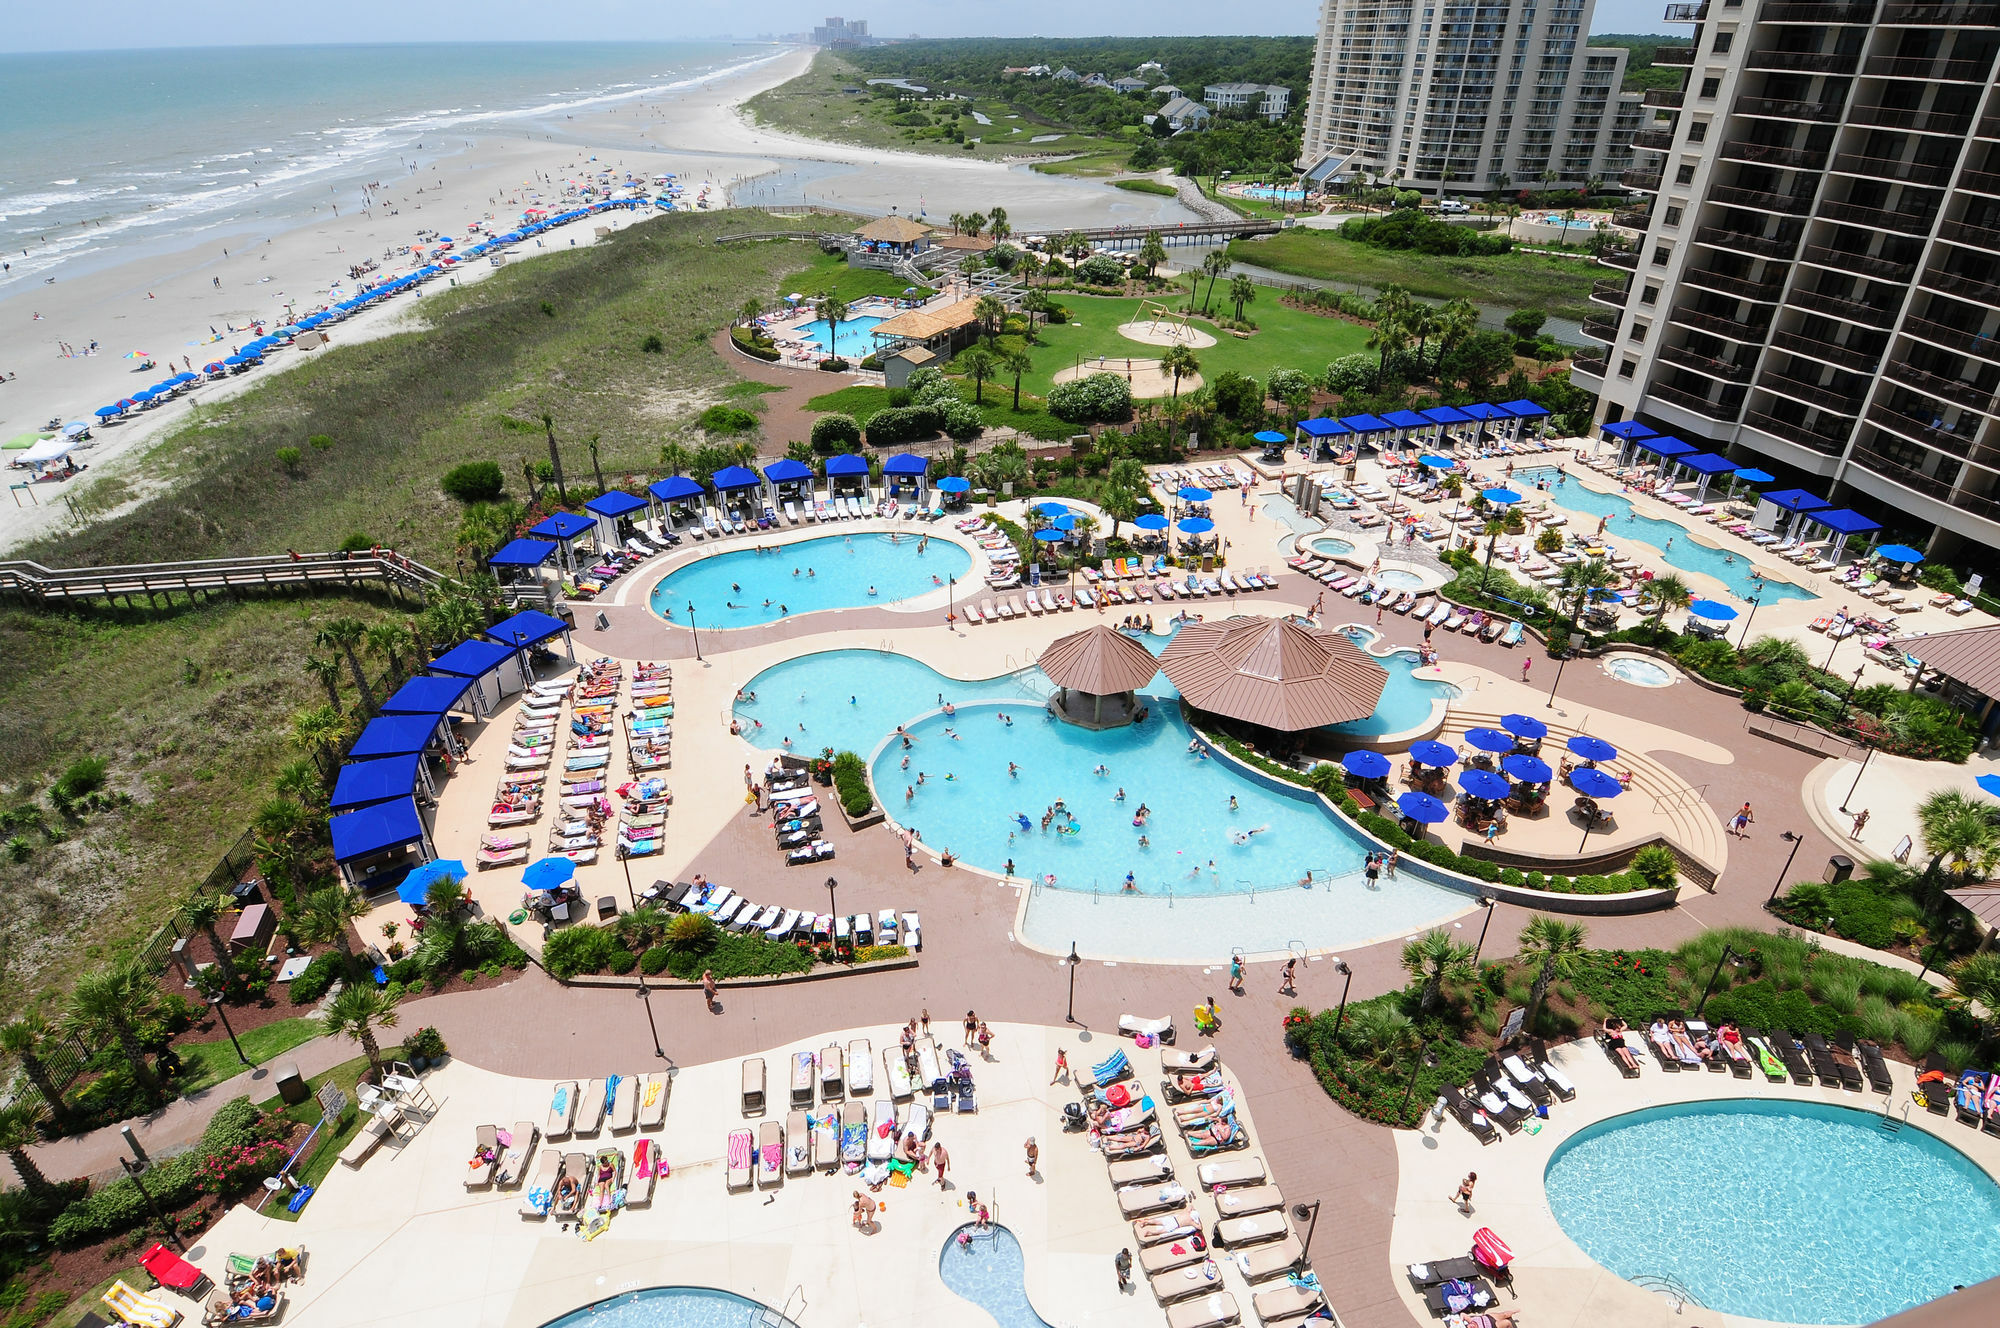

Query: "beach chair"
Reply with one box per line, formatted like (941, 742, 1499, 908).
(1215, 1184, 1285, 1218)
(1230, 1235, 1305, 1284)
(465, 1124, 501, 1188)
(492, 1120, 539, 1188)
(1251, 1283, 1323, 1325)
(784, 1110, 813, 1176)
(757, 1120, 784, 1188)
(1110, 1153, 1174, 1186)
(607, 1073, 637, 1133)
(741, 1058, 766, 1115)
(726, 1129, 754, 1190)
(102, 1281, 182, 1328)
(1215, 1211, 1288, 1248)
(553, 1153, 590, 1218)
(627, 1137, 662, 1206)
(519, 1148, 560, 1217)
(847, 1039, 875, 1097)
(574, 1078, 608, 1136)
(1197, 1155, 1265, 1187)
(546, 1081, 579, 1140)
(1164, 1292, 1240, 1328)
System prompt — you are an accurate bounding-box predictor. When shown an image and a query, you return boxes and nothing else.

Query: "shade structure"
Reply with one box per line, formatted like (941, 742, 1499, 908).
(1458, 768, 1510, 800)
(585, 490, 649, 518)
(1253, 430, 1289, 444)
(1343, 750, 1392, 779)
(1418, 454, 1455, 470)
(1177, 517, 1215, 534)
(823, 454, 869, 477)
(1876, 544, 1924, 564)
(1675, 452, 1738, 476)
(1420, 406, 1472, 425)
(1762, 488, 1830, 514)
(1382, 410, 1431, 430)
(936, 476, 971, 493)
(522, 857, 576, 892)
(349, 714, 441, 759)
(1050, 515, 1077, 532)
(710, 465, 762, 490)
(489, 538, 557, 568)
(527, 512, 593, 541)
(1339, 414, 1392, 433)
(1398, 791, 1450, 823)
(1569, 767, 1623, 799)
(1461, 404, 1510, 422)
(1464, 727, 1515, 753)
(485, 609, 570, 649)
(1299, 417, 1350, 438)
(1601, 420, 1657, 441)
(1566, 734, 1618, 762)
(1482, 487, 1523, 506)
(883, 453, 929, 477)
(329, 797, 427, 865)
(1032, 527, 1067, 543)
(429, 637, 515, 679)
(1687, 598, 1737, 621)
(1409, 739, 1458, 768)
(329, 755, 424, 812)
(1499, 713, 1548, 740)
(1498, 400, 1548, 418)
(397, 858, 466, 907)
(1177, 486, 1211, 502)
(1159, 616, 1390, 730)
(1034, 501, 1073, 518)
(1811, 508, 1881, 537)
(649, 475, 704, 503)
(1501, 754, 1553, 784)
(1733, 468, 1775, 484)
(1037, 624, 1162, 695)
(1636, 436, 1694, 458)
(380, 674, 475, 717)
(761, 458, 813, 484)
(1134, 513, 1169, 531)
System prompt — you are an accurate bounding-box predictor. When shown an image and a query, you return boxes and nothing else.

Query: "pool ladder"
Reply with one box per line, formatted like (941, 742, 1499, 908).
(751, 1285, 807, 1328)
(1879, 1102, 1911, 1135)
(1630, 1272, 1703, 1313)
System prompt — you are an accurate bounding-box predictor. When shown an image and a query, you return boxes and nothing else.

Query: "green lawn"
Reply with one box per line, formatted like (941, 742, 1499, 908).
(779, 251, 934, 304)
(49, 1268, 149, 1328)
(1227, 227, 1601, 321)
(1112, 178, 1177, 197)
(256, 1045, 402, 1221)
(176, 1017, 326, 1096)
(806, 385, 1071, 441)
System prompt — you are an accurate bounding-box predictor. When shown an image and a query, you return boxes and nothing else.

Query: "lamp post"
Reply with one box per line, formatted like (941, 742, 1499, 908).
(621, 851, 637, 910)
(947, 575, 955, 626)
(1839, 747, 1874, 814)
(1329, 958, 1355, 1044)
(1545, 630, 1579, 709)
(1694, 945, 1743, 1017)
(120, 1127, 181, 1251)
(686, 602, 702, 662)
(1292, 1199, 1322, 1262)
(208, 993, 249, 1066)
(1840, 664, 1865, 722)
(1399, 1050, 1438, 1124)
(1766, 830, 1805, 906)
(825, 876, 838, 927)
(636, 974, 666, 1059)
(1470, 897, 1497, 965)
(1737, 591, 1763, 649)
(1065, 941, 1082, 1025)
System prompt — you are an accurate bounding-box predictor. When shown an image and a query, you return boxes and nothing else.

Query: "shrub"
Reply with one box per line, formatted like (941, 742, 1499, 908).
(440, 461, 505, 502)
(640, 333, 665, 354)
(732, 327, 780, 362)
(50, 1095, 278, 1246)
(308, 433, 334, 451)
(607, 947, 639, 975)
(1047, 372, 1134, 424)
(1075, 255, 1125, 285)
(1324, 354, 1374, 395)
(541, 925, 621, 980)
(338, 532, 374, 552)
(287, 952, 343, 1005)
(854, 944, 909, 963)
(819, 357, 850, 373)
(938, 398, 984, 441)
(274, 446, 303, 473)
(1631, 845, 1679, 891)
(1209, 371, 1263, 423)
(53, 756, 109, 803)
(639, 946, 672, 975)
(831, 750, 874, 817)
(697, 405, 758, 435)
(662, 931, 814, 982)
(811, 413, 862, 454)
(405, 1026, 448, 1062)
(1342, 210, 1512, 257)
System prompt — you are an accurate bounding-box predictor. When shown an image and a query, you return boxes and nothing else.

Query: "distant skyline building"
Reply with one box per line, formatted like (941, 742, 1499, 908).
(812, 16, 876, 46)
(1300, 0, 1645, 193)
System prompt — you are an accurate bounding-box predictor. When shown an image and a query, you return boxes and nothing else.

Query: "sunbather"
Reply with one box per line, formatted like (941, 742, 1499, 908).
(1132, 1208, 1196, 1241)
(1102, 1125, 1155, 1151)
(1603, 1018, 1639, 1073)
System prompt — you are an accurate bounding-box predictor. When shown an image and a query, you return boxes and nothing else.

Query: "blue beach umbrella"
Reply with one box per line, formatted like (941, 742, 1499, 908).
(1134, 513, 1169, 531)
(1875, 544, 1924, 565)
(1977, 774, 2000, 799)
(1482, 487, 1523, 507)
(1177, 517, 1215, 534)
(1501, 754, 1553, 784)
(1734, 468, 1775, 484)
(1397, 792, 1450, 823)
(1688, 599, 1737, 621)
(1464, 727, 1514, 754)
(94, 405, 121, 418)
(522, 857, 577, 892)
(1408, 740, 1457, 768)
(1253, 431, 1288, 445)
(1342, 750, 1392, 779)
(1569, 768, 1623, 800)
(1458, 768, 1511, 800)
(1034, 501, 1072, 518)
(1052, 515, 1077, 531)
(1177, 486, 1212, 502)
(397, 858, 467, 907)
(1500, 713, 1548, 740)
(937, 476, 971, 494)
(1566, 734, 1618, 763)
(1033, 528, 1067, 543)
(1418, 454, 1455, 470)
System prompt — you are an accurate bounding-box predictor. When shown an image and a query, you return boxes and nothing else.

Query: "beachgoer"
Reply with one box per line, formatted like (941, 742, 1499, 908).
(932, 1141, 949, 1186)
(1229, 955, 1244, 994)
(1453, 1172, 1477, 1213)
(963, 1011, 978, 1046)
(1280, 958, 1298, 995)
(1052, 1049, 1070, 1085)
(978, 1021, 994, 1057)
(701, 970, 718, 1009)
(851, 1190, 877, 1230)
(1115, 1247, 1133, 1291)
(1850, 808, 1871, 838)
(1024, 1137, 1039, 1176)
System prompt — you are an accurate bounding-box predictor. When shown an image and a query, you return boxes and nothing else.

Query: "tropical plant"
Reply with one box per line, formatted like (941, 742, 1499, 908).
(296, 885, 368, 961)
(364, 623, 414, 683)
(1647, 573, 1692, 628)
(302, 654, 344, 712)
(1365, 313, 1410, 389)
(1159, 342, 1201, 447)
(314, 618, 377, 713)
(182, 894, 240, 989)
(1138, 230, 1168, 277)
(986, 206, 1010, 241)
(1228, 273, 1257, 322)
(658, 441, 691, 476)
(1400, 929, 1475, 1015)
(959, 346, 999, 405)
(1304, 762, 1344, 799)
(816, 294, 851, 360)
(0, 1101, 54, 1199)
(1517, 917, 1590, 1026)
(320, 984, 401, 1081)
(1948, 952, 2000, 1039)
(973, 296, 1007, 346)
(738, 296, 764, 327)
(64, 959, 163, 1099)
(1200, 250, 1230, 314)
(1555, 557, 1614, 640)
(0, 1017, 76, 1131)
(1341, 1004, 1415, 1067)
(1916, 789, 2000, 905)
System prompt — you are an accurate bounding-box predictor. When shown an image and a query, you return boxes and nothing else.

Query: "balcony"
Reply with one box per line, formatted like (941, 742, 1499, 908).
(1710, 184, 1817, 215)
(1759, 1, 1882, 17)
(1643, 89, 1685, 109)
(1884, 359, 1999, 414)
(1660, 342, 1757, 381)
(1613, 209, 1652, 229)
(1788, 287, 1900, 326)
(1882, 3, 1994, 20)
(1903, 316, 2000, 365)
(1572, 355, 1609, 379)
(1648, 380, 1741, 422)
(1721, 140, 1830, 171)
(1960, 171, 2000, 199)
(1851, 448, 1965, 503)
(1816, 200, 1938, 235)
(1981, 114, 2000, 141)
(1747, 51, 1860, 76)
(1868, 401, 1987, 451)
(1694, 226, 1801, 260)
(1582, 317, 1620, 342)
(1921, 267, 2000, 308)
(1672, 305, 1775, 344)
(1601, 250, 1642, 270)
(1733, 96, 1846, 123)
(1745, 410, 1855, 455)
(1631, 129, 1677, 152)
(1592, 279, 1631, 306)
(1850, 104, 1973, 136)
(1939, 218, 2000, 250)
(1773, 328, 1885, 374)
(1681, 267, 1788, 302)
(1829, 153, 1958, 188)
(1863, 56, 1994, 82)
(1654, 47, 1696, 65)
(1621, 170, 1664, 192)
(1757, 370, 1867, 413)
(1662, 3, 1708, 20)
(1798, 245, 1915, 282)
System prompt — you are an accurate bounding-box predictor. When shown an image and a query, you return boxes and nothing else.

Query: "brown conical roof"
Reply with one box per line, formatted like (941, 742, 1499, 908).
(1037, 625, 1162, 695)
(1159, 615, 1388, 730)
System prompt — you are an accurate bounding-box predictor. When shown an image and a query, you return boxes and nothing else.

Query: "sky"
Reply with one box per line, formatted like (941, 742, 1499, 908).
(2, 1, 1670, 52)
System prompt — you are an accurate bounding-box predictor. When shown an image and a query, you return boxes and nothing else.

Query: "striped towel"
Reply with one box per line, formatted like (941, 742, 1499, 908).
(727, 1130, 753, 1169)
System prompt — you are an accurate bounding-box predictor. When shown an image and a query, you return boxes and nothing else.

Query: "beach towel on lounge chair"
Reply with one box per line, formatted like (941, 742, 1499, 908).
(626, 1138, 660, 1206)
(726, 1129, 753, 1190)
(839, 1100, 867, 1164)
(494, 1121, 538, 1188)
(1164, 1291, 1239, 1328)
(757, 1120, 784, 1188)
(546, 1081, 578, 1139)
(1090, 1048, 1131, 1086)
(520, 1148, 560, 1217)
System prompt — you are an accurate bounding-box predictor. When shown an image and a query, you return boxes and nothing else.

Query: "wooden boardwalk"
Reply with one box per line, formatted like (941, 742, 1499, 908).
(0, 550, 446, 607)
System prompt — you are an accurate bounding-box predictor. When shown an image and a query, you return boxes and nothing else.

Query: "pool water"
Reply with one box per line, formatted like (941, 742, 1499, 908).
(1239, 186, 1307, 201)
(1545, 1100, 2000, 1323)
(1375, 568, 1426, 591)
(788, 314, 884, 357)
(1605, 656, 1674, 687)
(1308, 535, 1356, 559)
(1323, 641, 1457, 737)
(938, 1226, 1054, 1328)
(539, 1286, 788, 1328)
(650, 533, 970, 624)
(1513, 467, 1816, 606)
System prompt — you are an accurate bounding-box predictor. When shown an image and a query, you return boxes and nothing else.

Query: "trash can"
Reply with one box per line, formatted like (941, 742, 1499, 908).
(273, 1061, 308, 1107)
(1826, 854, 1854, 885)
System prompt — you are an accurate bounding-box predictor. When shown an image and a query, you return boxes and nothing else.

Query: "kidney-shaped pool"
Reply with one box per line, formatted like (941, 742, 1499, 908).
(649, 532, 969, 625)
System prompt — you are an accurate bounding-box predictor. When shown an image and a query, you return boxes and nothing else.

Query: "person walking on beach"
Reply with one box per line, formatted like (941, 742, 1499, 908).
(1051, 1048, 1070, 1085)
(1731, 802, 1754, 836)
(1229, 955, 1244, 995)
(1521, 657, 1532, 683)
(1024, 1138, 1039, 1177)
(1115, 1247, 1133, 1292)
(1453, 1172, 1477, 1213)
(1280, 958, 1298, 996)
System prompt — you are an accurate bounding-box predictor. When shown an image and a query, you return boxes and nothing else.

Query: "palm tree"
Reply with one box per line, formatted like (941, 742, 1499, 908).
(314, 618, 376, 713)
(1915, 789, 2000, 906)
(659, 441, 691, 476)
(1400, 929, 1475, 1015)
(959, 347, 998, 405)
(1647, 573, 1692, 630)
(817, 294, 851, 361)
(0, 1100, 54, 1200)
(1365, 313, 1410, 389)
(1, 1018, 76, 1132)
(1304, 762, 1345, 799)
(364, 623, 413, 684)
(1431, 298, 1479, 384)
(321, 984, 401, 1082)
(1160, 343, 1201, 448)
(1138, 231, 1168, 277)
(1102, 459, 1149, 539)
(1556, 557, 1614, 641)
(1020, 289, 1050, 333)
(290, 704, 347, 784)
(986, 206, 1010, 241)
(1228, 273, 1257, 322)
(181, 894, 239, 989)
(998, 347, 1034, 411)
(296, 884, 368, 961)
(973, 295, 1008, 346)
(1948, 952, 2000, 1040)
(1518, 917, 1589, 1027)
(302, 655, 344, 712)
(65, 960, 162, 1099)
(739, 296, 764, 327)
(276, 759, 323, 810)
(1200, 250, 1230, 314)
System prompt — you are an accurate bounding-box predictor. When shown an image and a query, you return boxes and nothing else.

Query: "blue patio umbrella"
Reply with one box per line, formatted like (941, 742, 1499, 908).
(1134, 513, 1169, 531)
(1052, 515, 1077, 531)
(522, 856, 577, 892)
(1343, 750, 1392, 779)
(1408, 739, 1457, 768)
(1398, 792, 1450, 823)
(93, 405, 121, 418)
(1177, 517, 1215, 534)
(1566, 734, 1618, 763)
(1458, 768, 1511, 800)
(397, 858, 467, 906)
(1500, 713, 1548, 740)
(1034, 501, 1072, 518)
(937, 476, 971, 493)
(1569, 768, 1623, 800)
(1464, 727, 1514, 753)
(1978, 774, 2000, 799)
(1033, 528, 1067, 543)
(1253, 431, 1288, 444)
(1177, 486, 1212, 502)
(1876, 544, 1925, 565)
(1418, 454, 1455, 470)
(1501, 754, 1553, 784)
(1687, 599, 1737, 621)
(1482, 487, 1523, 507)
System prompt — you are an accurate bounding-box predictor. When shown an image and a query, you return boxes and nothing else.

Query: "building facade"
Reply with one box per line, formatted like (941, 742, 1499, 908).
(1204, 82, 1295, 119)
(1578, 1, 2000, 560)
(1300, 0, 1645, 192)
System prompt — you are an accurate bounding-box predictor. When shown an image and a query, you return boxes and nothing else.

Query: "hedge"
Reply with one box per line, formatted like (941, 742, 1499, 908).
(831, 750, 874, 818)
(864, 405, 941, 447)
(541, 925, 622, 980)
(287, 952, 343, 1005)
(731, 327, 780, 362)
(49, 1096, 281, 1247)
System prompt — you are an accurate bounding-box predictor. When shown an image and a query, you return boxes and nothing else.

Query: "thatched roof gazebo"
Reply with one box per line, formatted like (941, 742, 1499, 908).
(1038, 625, 1161, 729)
(1159, 616, 1388, 732)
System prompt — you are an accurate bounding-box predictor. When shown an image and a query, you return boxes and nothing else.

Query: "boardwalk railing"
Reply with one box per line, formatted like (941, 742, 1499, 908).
(0, 550, 446, 606)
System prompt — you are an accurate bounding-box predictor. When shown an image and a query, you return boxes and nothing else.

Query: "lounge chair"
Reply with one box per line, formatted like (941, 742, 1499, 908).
(1109, 1154, 1174, 1187)
(1214, 1184, 1284, 1218)
(1442, 1086, 1497, 1144)
(606, 1074, 638, 1132)
(140, 1243, 210, 1299)
(1251, 1283, 1324, 1326)
(883, 1048, 913, 1101)
(493, 1120, 539, 1188)
(575, 1078, 608, 1135)
(1165, 1292, 1240, 1328)
(554, 1152, 590, 1217)
(1153, 1260, 1229, 1305)
(519, 1148, 560, 1217)
(742, 1058, 766, 1114)
(847, 1040, 875, 1098)
(1496, 1054, 1552, 1105)
(101, 1280, 182, 1328)
(1425, 1278, 1496, 1316)
(1767, 1029, 1814, 1085)
(1801, 1032, 1845, 1087)
(866, 1097, 897, 1161)
(1406, 1257, 1484, 1288)
(1143, 1241, 1211, 1281)
(1858, 1039, 1894, 1094)
(465, 1124, 500, 1188)
(1164, 1046, 1217, 1073)
(1525, 1038, 1576, 1100)
(1089, 1047, 1132, 1087)
(1215, 1211, 1288, 1247)
(546, 1081, 578, 1140)
(1102, 1122, 1163, 1158)
(627, 1137, 663, 1206)
(726, 1129, 753, 1190)
(1132, 1206, 1200, 1247)
(1918, 1052, 1954, 1114)
(1119, 1013, 1175, 1043)
(1119, 1181, 1192, 1217)
(1229, 1235, 1305, 1283)
(813, 1107, 838, 1170)
(757, 1120, 784, 1188)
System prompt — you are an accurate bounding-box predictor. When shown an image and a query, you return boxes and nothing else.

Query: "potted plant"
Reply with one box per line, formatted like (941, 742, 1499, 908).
(405, 1025, 448, 1071)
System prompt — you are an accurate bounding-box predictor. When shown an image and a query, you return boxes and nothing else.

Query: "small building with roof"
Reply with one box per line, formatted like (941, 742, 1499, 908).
(849, 215, 935, 269)
(1038, 625, 1162, 729)
(882, 345, 938, 389)
(870, 296, 987, 358)
(1160, 615, 1388, 741)
(1111, 77, 1149, 93)
(1158, 96, 1213, 131)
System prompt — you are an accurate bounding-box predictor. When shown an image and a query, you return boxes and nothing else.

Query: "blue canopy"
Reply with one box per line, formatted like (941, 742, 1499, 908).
(1033, 528, 1067, 543)
(1500, 713, 1547, 739)
(329, 797, 426, 865)
(1676, 452, 1739, 476)
(528, 512, 594, 541)
(1253, 430, 1289, 444)
(1051, 515, 1077, 531)
(1763, 488, 1830, 513)
(1034, 501, 1072, 518)
(883, 453, 929, 477)
(1461, 403, 1510, 422)
(649, 475, 704, 503)
(1569, 768, 1624, 800)
(350, 714, 440, 759)
(1636, 436, 1694, 458)
(1342, 750, 1392, 779)
(1734, 468, 1775, 484)
(330, 755, 424, 812)
(1876, 544, 1925, 564)
(1397, 791, 1450, 823)
(1688, 598, 1737, 620)
(380, 674, 475, 717)
(1567, 734, 1619, 762)
(1483, 487, 1523, 506)
(1177, 487, 1211, 502)
(937, 476, 971, 493)
(485, 609, 569, 649)
(489, 538, 557, 568)
(397, 858, 466, 906)
(711, 465, 762, 490)
(1420, 406, 1472, 425)
(1418, 454, 1456, 470)
(1978, 774, 2000, 799)
(1464, 727, 1515, 753)
(1500, 400, 1549, 418)
(522, 856, 576, 891)
(429, 637, 515, 678)
(823, 454, 869, 477)
(762, 459, 813, 484)
(1458, 768, 1511, 800)
(1134, 513, 1169, 531)
(1299, 418, 1350, 437)
(1382, 410, 1430, 429)
(1501, 754, 1553, 784)
(1178, 517, 1215, 534)
(1601, 420, 1657, 440)
(1409, 739, 1457, 768)
(94, 405, 122, 418)
(586, 491, 649, 518)
(1339, 414, 1392, 432)
(1811, 508, 1882, 535)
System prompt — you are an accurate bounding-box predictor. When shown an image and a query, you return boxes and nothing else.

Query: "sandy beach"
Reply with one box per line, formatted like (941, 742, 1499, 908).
(0, 47, 1196, 553)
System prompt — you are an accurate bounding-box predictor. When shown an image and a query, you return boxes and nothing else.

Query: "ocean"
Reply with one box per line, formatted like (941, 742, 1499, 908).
(0, 42, 777, 288)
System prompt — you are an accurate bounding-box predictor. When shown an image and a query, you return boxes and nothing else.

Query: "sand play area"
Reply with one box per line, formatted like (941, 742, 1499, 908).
(1116, 317, 1216, 349)
(1051, 355, 1204, 398)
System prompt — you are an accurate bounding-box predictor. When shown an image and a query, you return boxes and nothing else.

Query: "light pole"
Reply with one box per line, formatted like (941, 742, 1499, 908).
(208, 993, 249, 1066)
(1736, 591, 1763, 649)
(1840, 664, 1865, 722)
(948, 575, 955, 625)
(621, 852, 637, 910)
(1065, 941, 1082, 1025)
(1470, 897, 1497, 965)
(120, 1127, 181, 1251)
(1545, 630, 1578, 709)
(1328, 958, 1355, 1044)
(1694, 945, 1743, 1017)
(636, 975, 666, 1059)
(1839, 747, 1874, 813)
(1292, 1199, 1322, 1262)
(686, 601, 702, 662)
(825, 876, 838, 927)
(1399, 1050, 1438, 1124)
(1766, 830, 1805, 906)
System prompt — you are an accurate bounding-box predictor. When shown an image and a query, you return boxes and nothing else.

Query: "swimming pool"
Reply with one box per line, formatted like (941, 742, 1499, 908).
(1513, 467, 1816, 605)
(1324, 637, 1458, 737)
(788, 314, 884, 358)
(938, 1226, 1053, 1328)
(1605, 655, 1674, 688)
(1237, 186, 1308, 201)
(539, 1286, 789, 1328)
(1545, 1100, 2000, 1323)
(649, 533, 970, 624)
(1308, 535, 1356, 560)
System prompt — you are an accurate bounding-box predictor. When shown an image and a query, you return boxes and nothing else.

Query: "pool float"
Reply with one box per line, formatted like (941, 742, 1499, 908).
(1057, 823, 1081, 837)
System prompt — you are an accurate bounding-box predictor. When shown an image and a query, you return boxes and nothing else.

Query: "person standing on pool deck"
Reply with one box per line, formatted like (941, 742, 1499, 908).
(1024, 1137, 1038, 1177)
(1115, 1247, 1133, 1291)
(1051, 1049, 1070, 1085)
(1229, 955, 1244, 994)
(1280, 958, 1298, 995)
(964, 1011, 979, 1046)
(1452, 1172, 1477, 1213)
(1521, 656, 1532, 682)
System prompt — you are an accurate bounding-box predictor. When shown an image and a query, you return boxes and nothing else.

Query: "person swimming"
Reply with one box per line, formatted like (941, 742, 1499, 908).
(868, 586, 878, 596)
(1229, 826, 1269, 846)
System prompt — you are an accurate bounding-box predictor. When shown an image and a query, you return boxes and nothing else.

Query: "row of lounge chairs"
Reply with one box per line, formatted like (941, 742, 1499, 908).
(563, 534, 670, 600)
(1597, 1016, 1901, 1098)
(518, 1137, 665, 1220)
(1405, 1245, 1510, 1318)
(964, 568, 1277, 624)
(1440, 1041, 1576, 1144)
(638, 878, 922, 953)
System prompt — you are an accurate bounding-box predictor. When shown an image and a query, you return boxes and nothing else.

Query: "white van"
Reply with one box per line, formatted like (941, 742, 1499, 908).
(1437, 199, 1471, 214)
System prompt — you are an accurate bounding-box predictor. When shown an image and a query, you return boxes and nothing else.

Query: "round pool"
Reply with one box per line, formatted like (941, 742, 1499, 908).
(539, 1286, 786, 1328)
(1545, 1100, 2000, 1323)
(1375, 568, 1426, 592)
(1604, 655, 1674, 688)
(1307, 535, 1356, 560)
(648, 532, 970, 624)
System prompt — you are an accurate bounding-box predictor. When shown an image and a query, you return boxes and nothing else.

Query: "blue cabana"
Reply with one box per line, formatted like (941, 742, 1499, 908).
(1761, 487, 1832, 540)
(527, 512, 595, 572)
(489, 538, 557, 569)
(1339, 413, 1392, 434)
(649, 475, 704, 503)
(1675, 451, 1741, 502)
(1499, 400, 1548, 418)
(1382, 409, 1430, 430)
(485, 609, 572, 652)
(1635, 436, 1694, 458)
(1601, 419, 1657, 441)
(329, 796, 433, 880)
(350, 713, 442, 760)
(1804, 508, 1882, 565)
(429, 637, 517, 679)
(585, 491, 649, 519)
(710, 465, 762, 491)
(883, 453, 929, 478)
(330, 754, 426, 813)
(1420, 406, 1472, 425)
(1298, 417, 1349, 438)
(380, 674, 476, 717)
(762, 458, 813, 486)
(824, 454, 869, 476)
(1461, 403, 1511, 423)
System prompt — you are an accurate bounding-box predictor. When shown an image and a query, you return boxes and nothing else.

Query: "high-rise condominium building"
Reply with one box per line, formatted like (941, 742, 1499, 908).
(1300, 1, 1647, 192)
(1579, 2, 2000, 560)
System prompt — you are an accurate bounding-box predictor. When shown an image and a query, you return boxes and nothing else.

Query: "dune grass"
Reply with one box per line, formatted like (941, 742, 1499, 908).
(1112, 178, 1177, 196)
